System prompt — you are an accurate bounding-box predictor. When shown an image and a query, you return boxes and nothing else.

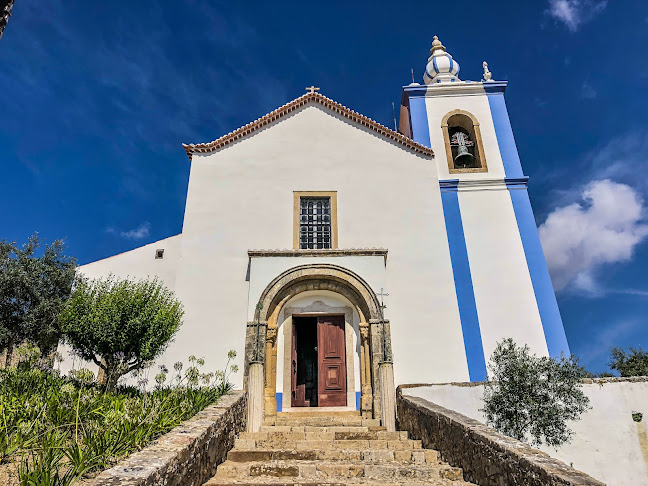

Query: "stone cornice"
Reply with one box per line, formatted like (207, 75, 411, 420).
(439, 177, 529, 192)
(402, 81, 508, 99)
(400, 376, 648, 387)
(248, 248, 388, 263)
(182, 92, 434, 161)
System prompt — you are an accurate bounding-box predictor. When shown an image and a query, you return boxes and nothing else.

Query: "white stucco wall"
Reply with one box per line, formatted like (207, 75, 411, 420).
(404, 381, 648, 486)
(458, 188, 548, 360)
(169, 104, 470, 388)
(77, 234, 182, 289)
(68, 95, 555, 392)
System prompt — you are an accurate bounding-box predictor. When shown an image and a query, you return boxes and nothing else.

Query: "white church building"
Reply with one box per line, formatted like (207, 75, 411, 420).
(73, 37, 570, 428)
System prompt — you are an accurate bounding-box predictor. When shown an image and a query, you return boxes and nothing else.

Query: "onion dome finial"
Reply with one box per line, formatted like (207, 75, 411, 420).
(423, 35, 460, 85)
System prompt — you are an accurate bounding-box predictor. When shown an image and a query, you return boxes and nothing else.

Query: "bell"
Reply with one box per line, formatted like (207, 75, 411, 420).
(452, 131, 475, 168)
(454, 144, 475, 168)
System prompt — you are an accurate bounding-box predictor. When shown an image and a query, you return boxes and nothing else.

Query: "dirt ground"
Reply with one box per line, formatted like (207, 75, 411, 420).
(0, 460, 19, 486)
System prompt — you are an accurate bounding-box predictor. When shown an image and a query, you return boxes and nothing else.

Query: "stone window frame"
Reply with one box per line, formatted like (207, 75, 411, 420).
(293, 191, 338, 250)
(441, 109, 488, 174)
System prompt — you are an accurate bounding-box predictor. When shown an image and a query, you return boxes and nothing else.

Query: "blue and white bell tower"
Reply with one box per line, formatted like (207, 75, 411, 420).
(399, 36, 570, 381)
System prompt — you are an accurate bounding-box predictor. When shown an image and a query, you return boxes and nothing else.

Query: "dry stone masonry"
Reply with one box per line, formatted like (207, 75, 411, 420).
(397, 390, 606, 486)
(89, 391, 246, 486)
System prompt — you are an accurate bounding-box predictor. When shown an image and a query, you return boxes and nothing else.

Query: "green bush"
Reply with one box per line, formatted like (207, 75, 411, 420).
(609, 346, 648, 377)
(481, 338, 590, 448)
(60, 276, 184, 391)
(0, 235, 76, 366)
(0, 352, 235, 485)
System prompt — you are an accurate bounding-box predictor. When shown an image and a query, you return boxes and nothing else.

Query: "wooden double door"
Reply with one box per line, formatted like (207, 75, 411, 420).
(291, 315, 347, 407)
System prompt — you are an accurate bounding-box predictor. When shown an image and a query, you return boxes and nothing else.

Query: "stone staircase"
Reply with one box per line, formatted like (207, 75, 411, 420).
(205, 412, 477, 486)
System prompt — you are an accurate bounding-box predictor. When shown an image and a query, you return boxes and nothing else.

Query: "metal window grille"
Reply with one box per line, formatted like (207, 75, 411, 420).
(299, 197, 331, 249)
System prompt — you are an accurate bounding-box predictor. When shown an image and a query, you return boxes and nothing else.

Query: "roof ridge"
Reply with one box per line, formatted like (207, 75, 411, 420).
(182, 92, 434, 160)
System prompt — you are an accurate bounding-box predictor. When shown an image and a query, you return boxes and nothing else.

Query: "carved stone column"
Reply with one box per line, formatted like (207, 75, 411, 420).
(247, 362, 264, 432)
(369, 319, 383, 421)
(359, 322, 373, 418)
(263, 327, 278, 422)
(377, 320, 396, 431)
(244, 320, 266, 432)
(379, 362, 396, 432)
(243, 321, 266, 387)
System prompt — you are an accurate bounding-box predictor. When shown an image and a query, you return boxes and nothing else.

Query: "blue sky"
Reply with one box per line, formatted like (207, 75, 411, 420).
(2, 1, 647, 373)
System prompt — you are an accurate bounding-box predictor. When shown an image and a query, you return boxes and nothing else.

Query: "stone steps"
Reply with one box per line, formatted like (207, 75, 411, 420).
(269, 412, 380, 428)
(210, 461, 465, 481)
(206, 481, 466, 486)
(253, 427, 404, 438)
(236, 438, 424, 451)
(206, 417, 476, 486)
(227, 448, 439, 464)
(272, 418, 378, 427)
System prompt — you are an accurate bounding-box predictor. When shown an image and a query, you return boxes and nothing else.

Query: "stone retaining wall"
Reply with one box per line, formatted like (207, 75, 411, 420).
(397, 389, 605, 486)
(89, 390, 246, 486)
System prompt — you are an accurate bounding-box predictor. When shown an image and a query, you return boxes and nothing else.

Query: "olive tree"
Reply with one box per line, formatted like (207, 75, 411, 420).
(60, 276, 183, 391)
(609, 346, 648, 377)
(481, 338, 590, 448)
(0, 234, 76, 367)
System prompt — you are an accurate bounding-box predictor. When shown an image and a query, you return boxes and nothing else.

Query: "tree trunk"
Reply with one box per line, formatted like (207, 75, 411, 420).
(102, 359, 121, 392)
(106, 370, 120, 392)
(4, 337, 14, 368)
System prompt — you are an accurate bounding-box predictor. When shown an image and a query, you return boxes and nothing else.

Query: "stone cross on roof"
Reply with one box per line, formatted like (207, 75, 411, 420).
(305, 86, 320, 94)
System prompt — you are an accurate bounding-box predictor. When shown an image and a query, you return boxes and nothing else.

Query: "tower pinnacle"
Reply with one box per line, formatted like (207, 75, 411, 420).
(423, 35, 460, 85)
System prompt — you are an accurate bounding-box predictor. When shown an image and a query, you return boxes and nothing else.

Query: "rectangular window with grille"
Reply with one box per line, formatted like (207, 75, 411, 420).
(299, 197, 331, 249)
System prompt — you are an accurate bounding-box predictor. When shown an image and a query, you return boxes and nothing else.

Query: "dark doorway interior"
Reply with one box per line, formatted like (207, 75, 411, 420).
(292, 316, 318, 407)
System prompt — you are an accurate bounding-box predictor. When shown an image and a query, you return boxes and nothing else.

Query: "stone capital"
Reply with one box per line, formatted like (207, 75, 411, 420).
(359, 323, 370, 341)
(266, 327, 277, 344)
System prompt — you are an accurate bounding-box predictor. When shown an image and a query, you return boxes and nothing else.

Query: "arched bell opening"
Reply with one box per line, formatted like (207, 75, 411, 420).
(441, 109, 488, 173)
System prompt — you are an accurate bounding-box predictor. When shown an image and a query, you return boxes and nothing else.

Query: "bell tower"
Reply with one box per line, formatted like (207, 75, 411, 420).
(399, 36, 570, 381)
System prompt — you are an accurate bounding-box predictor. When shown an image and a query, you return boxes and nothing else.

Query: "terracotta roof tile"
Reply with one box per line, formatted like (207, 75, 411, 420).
(182, 92, 434, 160)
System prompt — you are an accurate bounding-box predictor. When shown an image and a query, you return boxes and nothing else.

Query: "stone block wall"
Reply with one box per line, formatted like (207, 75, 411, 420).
(397, 390, 605, 486)
(89, 390, 246, 486)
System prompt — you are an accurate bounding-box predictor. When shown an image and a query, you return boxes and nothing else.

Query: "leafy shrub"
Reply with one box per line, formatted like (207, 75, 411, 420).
(609, 346, 648, 377)
(481, 338, 590, 448)
(0, 235, 76, 366)
(60, 276, 184, 391)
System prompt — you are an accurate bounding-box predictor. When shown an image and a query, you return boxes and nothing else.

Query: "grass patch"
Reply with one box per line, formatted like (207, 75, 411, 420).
(0, 356, 234, 485)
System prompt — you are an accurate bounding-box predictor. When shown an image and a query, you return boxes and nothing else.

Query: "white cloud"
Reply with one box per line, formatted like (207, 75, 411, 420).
(539, 180, 648, 292)
(610, 288, 648, 298)
(119, 222, 151, 240)
(547, 0, 607, 31)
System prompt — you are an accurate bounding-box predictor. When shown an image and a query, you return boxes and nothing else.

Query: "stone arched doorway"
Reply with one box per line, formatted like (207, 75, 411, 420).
(244, 264, 395, 430)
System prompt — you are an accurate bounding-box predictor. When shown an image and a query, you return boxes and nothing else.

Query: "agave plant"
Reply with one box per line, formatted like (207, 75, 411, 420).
(1, 352, 236, 485)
